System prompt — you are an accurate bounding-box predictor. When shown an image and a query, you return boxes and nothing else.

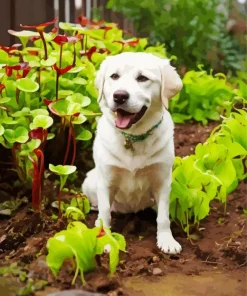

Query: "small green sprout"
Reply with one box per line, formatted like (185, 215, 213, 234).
(49, 164, 77, 216)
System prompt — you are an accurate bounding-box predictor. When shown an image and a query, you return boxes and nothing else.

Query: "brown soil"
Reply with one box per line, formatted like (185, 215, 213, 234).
(0, 121, 246, 296)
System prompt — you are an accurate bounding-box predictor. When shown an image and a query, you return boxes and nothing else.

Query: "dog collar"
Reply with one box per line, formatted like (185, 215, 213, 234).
(121, 117, 163, 151)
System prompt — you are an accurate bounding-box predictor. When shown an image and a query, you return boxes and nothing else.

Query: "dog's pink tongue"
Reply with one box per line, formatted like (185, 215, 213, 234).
(115, 112, 134, 129)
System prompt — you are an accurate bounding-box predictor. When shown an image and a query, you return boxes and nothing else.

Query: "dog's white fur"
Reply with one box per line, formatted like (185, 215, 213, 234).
(82, 52, 183, 254)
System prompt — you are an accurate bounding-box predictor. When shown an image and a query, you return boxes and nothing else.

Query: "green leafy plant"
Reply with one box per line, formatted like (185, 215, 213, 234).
(169, 68, 246, 125)
(49, 164, 77, 216)
(52, 192, 91, 221)
(170, 104, 247, 235)
(107, 0, 246, 72)
(46, 220, 126, 284)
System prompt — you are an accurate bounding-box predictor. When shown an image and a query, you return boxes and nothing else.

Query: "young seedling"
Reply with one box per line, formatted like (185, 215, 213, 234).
(49, 164, 77, 216)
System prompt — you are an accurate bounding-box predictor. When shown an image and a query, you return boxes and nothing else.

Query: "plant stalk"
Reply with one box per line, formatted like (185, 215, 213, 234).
(63, 119, 72, 165)
(38, 30, 48, 60)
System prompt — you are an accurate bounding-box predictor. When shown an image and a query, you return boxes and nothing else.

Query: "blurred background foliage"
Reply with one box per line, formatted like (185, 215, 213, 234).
(106, 0, 246, 74)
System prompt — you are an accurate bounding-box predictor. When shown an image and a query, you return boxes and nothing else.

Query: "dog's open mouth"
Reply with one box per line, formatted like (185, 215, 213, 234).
(114, 106, 147, 129)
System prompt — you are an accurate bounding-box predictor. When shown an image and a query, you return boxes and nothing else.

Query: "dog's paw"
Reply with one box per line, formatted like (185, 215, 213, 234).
(95, 217, 111, 228)
(157, 231, 182, 254)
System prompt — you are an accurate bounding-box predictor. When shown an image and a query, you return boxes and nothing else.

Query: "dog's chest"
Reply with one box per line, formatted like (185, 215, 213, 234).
(109, 165, 155, 213)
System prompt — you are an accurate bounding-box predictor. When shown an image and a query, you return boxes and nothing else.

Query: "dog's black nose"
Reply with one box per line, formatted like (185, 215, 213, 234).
(113, 90, 129, 105)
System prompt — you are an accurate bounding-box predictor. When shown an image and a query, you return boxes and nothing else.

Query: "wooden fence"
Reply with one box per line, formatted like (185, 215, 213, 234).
(0, 0, 134, 46)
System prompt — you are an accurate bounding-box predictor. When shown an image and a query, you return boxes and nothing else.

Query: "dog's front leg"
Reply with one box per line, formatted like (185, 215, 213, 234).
(155, 169, 182, 254)
(95, 167, 111, 228)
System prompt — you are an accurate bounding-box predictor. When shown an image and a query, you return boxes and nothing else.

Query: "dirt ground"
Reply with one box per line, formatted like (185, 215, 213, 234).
(0, 121, 246, 296)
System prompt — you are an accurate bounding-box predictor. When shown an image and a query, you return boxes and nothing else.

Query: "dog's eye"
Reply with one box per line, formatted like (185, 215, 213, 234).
(110, 73, 120, 80)
(136, 75, 149, 82)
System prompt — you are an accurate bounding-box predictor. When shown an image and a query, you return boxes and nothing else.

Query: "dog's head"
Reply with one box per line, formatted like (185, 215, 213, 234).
(95, 52, 182, 130)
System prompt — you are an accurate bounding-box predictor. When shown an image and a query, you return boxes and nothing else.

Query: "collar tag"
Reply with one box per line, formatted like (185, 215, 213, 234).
(121, 116, 163, 150)
(124, 138, 135, 151)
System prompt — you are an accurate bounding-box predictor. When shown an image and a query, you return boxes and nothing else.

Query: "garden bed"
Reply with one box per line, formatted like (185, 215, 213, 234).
(0, 121, 246, 296)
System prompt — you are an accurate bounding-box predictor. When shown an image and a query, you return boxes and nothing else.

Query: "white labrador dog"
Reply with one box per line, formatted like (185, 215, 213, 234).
(82, 52, 182, 254)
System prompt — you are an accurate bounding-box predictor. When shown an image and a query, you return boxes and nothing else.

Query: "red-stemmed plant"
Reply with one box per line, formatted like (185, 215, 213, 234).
(20, 18, 58, 60)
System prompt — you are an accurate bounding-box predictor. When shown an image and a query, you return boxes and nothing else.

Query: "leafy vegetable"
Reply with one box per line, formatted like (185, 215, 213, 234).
(46, 220, 126, 284)
(170, 105, 247, 234)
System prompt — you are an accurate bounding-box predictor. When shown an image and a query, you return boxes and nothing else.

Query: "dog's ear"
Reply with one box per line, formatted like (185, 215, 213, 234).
(160, 59, 183, 109)
(95, 58, 109, 102)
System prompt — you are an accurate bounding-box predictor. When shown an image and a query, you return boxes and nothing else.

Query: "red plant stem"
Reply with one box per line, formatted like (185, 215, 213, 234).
(58, 190, 62, 217)
(38, 69, 41, 86)
(72, 44, 76, 67)
(28, 153, 40, 211)
(63, 118, 72, 165)
(16, 89, 20, 104)
(38, 30, 48, 60)
(59, 45, 63, 68)
(55, 72, 60, 100)
(71, 124, 76, 165)
(38, 149, 44, 206)
(18, 52, 24, 63)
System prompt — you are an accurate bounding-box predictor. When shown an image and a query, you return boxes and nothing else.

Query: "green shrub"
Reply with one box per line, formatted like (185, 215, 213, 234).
(169, 67, 246, 125)
(107, 0, 246, 72)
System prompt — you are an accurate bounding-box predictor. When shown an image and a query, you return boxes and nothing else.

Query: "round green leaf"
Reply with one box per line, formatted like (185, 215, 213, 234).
(58, 90, 74, 98)
(19, 139, 41, 156)
(16, 78, 39, 93)
(4, 127, 29, 144)
(30, 115, 53, 129)
(12, 107, 30, 117)
(66, 93, 91, 107)
(49, 164, 77, 175)
(49, 100, 81, 117)
(73, 77, 87, 85)
(15, 127, 29, 143)
(30, 109, 49, 117)
(76, 130, 92, 141)
(40, 57, 57, 67)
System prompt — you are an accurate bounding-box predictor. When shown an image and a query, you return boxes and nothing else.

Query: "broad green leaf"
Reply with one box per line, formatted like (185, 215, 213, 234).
(46, 236, 74, 276)
(40, 57, 57, 67)
(4, 127, 29, 144)
(49, 100, 81, 117)
(30, 109, 49, 117)
(76, 130, 92, 141)
(30, 115, 53, 129)
(12, 107, 30, 117)
(73, 77, 87, 85)
(16, 78, 39, 93)
(49, 164, 77, 175)
(19, 139, 41, 156)
(58, 90, 74, 98)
